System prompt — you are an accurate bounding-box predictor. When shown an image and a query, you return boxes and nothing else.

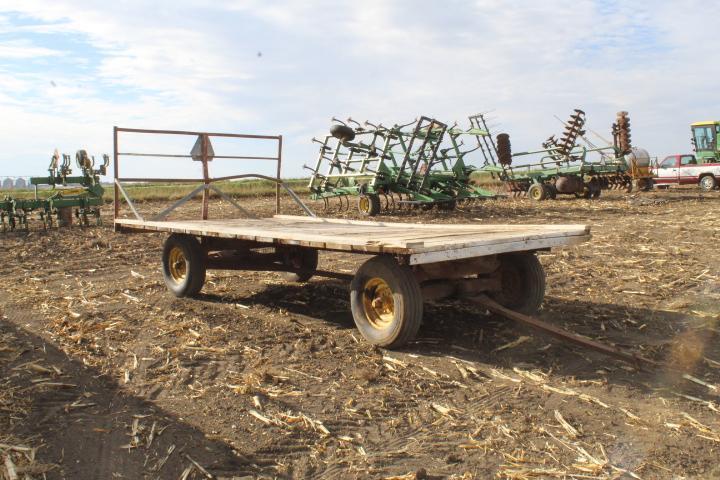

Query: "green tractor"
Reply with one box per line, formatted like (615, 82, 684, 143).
(691, 121, 720, 163)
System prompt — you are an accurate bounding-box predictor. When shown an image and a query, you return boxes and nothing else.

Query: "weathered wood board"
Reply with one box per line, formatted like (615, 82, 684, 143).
(115, 215, 590, 265)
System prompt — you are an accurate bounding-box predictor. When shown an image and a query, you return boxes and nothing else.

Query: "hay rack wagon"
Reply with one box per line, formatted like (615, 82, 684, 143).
(111, 127, 615, 352)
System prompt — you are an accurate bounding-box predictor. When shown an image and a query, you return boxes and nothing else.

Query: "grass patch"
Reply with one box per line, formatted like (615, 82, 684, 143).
(118, 178, 308, 202)
(1, 178, 310, 202)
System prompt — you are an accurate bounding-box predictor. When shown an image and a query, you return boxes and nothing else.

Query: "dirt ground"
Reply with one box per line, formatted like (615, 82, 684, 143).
(2, 188, 720, 479)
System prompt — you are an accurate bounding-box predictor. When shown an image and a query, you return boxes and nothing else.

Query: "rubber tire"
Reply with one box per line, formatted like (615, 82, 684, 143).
(489, 253, 546, 315)
(162, 234, 207, 298)
(358, 193, 381, 216)
(279, 247, 318, 282)
(350, 256, 423, 348)
(528, 183, 547, 201)
(543, 184, 557, 200)
(699, 175, 717, 192)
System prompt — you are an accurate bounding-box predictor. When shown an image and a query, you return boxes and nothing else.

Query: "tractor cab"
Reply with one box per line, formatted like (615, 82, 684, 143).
(691, 121, 720, 163)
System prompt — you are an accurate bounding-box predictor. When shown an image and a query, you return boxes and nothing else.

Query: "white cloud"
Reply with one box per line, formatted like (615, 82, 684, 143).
(0, 38, 62, 58)
(0, 0, 718, 178)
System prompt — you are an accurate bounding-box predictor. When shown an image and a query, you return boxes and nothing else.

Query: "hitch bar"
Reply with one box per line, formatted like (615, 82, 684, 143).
(470, 295, 658, 370)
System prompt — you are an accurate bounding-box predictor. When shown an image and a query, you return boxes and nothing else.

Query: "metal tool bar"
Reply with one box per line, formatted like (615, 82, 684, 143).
(118, 153, 280, 161)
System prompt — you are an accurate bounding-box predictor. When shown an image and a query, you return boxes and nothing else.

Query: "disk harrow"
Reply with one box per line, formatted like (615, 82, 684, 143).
(479, 109, 653, 200)
(0, 149, 108, 232)
(306, 115, 497, 216)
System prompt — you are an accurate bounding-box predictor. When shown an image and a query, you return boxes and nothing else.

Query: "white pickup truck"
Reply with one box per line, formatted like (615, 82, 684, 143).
(653, 154, 720, 191)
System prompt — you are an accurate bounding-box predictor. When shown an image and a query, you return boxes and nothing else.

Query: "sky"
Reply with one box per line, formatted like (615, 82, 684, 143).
(0, 0, 718, 180)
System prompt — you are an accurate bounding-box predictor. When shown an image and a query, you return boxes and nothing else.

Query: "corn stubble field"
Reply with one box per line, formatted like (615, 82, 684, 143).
(1, 188, 720, 479)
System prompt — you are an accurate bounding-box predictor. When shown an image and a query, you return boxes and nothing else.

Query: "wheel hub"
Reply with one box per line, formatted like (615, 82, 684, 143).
(359, 196, 369, 213)
(168, 246, 187, 282)
(362, 277, 395, 329)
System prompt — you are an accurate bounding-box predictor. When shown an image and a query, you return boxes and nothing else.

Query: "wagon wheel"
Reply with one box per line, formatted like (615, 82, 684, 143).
(528, 183, 547, 201)
(358, 193, 381, 216)
(278, 246, 318, 282)
(489, 252, 546, 315)
(350, 256, 423, 348)
(162, 234, 207, 297)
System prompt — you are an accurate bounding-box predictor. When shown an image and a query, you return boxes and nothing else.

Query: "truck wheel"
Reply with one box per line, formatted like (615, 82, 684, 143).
(699, 175, 717, 192)
(358, 193, 381, 216)
(528, 183, 547, 201)
(162, 234, 207, 297)
(489, 253, 546, 315)
(350, 256, 423, 348)
(279, 247, 318, 282)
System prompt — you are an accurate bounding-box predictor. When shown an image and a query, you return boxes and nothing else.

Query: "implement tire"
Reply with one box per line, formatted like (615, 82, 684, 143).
(358, 193, 381, 216)
(528, 183, 547, 201)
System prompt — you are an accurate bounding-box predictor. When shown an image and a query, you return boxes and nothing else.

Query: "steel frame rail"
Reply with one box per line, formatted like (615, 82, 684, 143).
(113, 127, 315, 223)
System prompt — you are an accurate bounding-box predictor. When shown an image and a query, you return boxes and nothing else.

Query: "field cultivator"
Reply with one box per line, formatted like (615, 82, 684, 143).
(480, 110, 654, 200)
(306, 115, 498, 216)
(0, 150, 108, 231)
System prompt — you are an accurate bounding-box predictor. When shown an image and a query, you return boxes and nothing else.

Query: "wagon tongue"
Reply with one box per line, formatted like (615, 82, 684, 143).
(470, 295, 658, 370)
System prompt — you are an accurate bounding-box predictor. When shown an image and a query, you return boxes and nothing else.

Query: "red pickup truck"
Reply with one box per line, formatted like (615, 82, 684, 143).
(653, 154, 720, 191)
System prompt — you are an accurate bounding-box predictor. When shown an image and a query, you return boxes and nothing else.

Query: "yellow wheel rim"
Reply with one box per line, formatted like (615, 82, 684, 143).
(168, 246, 187, 282)
(362, 277, 395, 329)
(530, 186, 542, 200)
(359, 196, 370, 213)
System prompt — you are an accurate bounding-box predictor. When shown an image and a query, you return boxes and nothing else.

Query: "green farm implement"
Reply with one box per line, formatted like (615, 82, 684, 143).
(479, 110, 654, 200)
(0, 150, 108, 231)
(691, 120, 720, 163)
(306, 116, 497, 216)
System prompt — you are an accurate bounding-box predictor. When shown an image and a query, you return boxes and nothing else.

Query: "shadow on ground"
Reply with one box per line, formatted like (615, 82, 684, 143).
(1, 307, 267, 480)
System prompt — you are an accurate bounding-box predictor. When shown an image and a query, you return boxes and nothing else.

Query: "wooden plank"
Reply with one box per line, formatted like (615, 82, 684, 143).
(408, 234, 590, 265)
(115, 219, 403, 253)
(410, 229, 589, 251)
(273, 215, 590, 234)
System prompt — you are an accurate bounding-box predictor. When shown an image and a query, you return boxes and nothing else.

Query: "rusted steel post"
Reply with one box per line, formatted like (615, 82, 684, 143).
(276, 135, 283, 215)
(113, 126, 119, 220)
(201, 134, 210, 220)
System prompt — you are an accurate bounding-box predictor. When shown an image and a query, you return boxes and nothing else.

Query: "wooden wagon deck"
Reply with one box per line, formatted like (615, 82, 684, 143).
(115, 215, 590, 265)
